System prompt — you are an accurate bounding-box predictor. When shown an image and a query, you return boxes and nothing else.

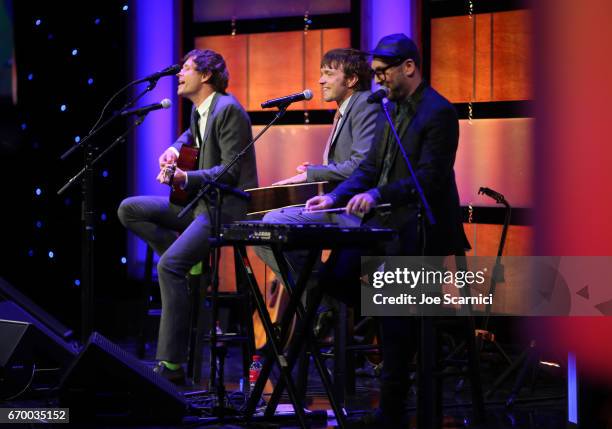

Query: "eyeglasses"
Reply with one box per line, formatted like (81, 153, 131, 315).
(372, 58, 406, 80)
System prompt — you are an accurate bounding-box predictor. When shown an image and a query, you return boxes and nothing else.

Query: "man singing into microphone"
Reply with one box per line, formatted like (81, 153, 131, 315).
(306, 34, 468, 426)
(117, 49, 257, 384)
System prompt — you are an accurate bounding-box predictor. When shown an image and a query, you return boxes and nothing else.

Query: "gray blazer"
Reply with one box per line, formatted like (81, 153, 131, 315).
(172, 93, 258, 220)
(306, 90, 379, 182)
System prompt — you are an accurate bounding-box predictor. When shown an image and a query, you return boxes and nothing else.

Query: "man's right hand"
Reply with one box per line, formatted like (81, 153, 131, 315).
(158, 148, 178, 169)
(305, 195, 334, 211)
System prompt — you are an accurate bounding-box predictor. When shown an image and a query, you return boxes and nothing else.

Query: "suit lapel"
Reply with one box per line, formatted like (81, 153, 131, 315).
(329, 92, 359, 151)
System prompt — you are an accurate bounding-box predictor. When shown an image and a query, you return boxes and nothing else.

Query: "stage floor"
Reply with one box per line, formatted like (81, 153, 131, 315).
(3, 336, 567, 428)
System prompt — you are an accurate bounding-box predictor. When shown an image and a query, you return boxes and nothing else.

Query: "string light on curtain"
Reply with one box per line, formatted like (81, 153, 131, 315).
(303, 7, 311, 124)
(468, 0, 474, 124)
(303, 10, 310, 34)
(231, 16, 237, 36)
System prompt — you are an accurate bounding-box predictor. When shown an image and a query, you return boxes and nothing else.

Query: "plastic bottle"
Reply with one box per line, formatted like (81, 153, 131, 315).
(249, 355, 263, 391)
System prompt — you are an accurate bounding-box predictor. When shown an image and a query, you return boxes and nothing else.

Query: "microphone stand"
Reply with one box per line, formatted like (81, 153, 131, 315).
(57, 111, 152, 343)
(379, 97, 435, 249)
(61, 78, 160, 161)
(58, 74, 166, 343)
(178, 103, 290, 419)
(378, 95, 439, 428)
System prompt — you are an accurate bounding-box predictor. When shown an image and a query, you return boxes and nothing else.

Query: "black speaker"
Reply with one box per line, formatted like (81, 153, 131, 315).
(0, 320, 35, 399)
(0, 319, 78, 399)
(59, 332, 189, 423)
(0, 277, 78, 365)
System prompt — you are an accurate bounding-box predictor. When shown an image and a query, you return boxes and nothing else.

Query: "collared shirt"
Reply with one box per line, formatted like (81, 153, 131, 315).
(193, 91, 216, 147)
(331, 94, 352, 143)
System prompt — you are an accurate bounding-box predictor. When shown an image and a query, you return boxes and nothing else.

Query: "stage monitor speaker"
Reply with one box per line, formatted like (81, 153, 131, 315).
(59, 332, 189, 424)
(0, 320, 35, 399)
(0, 318, 77, 399)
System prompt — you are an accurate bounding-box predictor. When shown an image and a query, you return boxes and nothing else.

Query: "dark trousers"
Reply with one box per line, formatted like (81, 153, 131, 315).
(117, 195, 211, 363)
(318, 248, 417, 424)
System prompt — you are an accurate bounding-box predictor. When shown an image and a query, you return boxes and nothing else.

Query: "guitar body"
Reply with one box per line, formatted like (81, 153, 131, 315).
(169, 145, 199, 206)
(245, 181, 335, 216)
(252, 268, 296, 350)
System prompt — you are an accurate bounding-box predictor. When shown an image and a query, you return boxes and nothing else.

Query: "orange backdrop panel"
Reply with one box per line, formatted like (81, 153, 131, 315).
(252, 124, 333, 186)
(455, 118, 533, 208)
(194, 34, 248, 107)
(431, 10, 532, 103)
(248, 31, 305, 111)
(492, 10, 532, 101)
(194, 29, 350, 111)
(431, 15, 474, 102)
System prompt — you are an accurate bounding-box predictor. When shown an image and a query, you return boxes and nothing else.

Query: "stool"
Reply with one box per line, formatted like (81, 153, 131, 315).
(186, 244, 256, 384)
(136, 245, 255, 385)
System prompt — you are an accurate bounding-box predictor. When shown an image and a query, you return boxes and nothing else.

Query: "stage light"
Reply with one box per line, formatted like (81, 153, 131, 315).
(74, 136, 80, 143)
(74, 279, 81, 286)
(94, 18, 101, 25)
(120, 257, 127, 264)
(28, 250, 34, 257)
(87, 78, 94, 85)
(48, 251, 55, 259)
(35, 19, 41, 26)
(28, 73, 33, 80)
(100, 213, 107, 221)
(35, 188, 42, 196)
(35, 221, 43, 228)
(71, 49, 78, 56)
(21, 123, 27, 130)
(101, 170, 109, 177)
(122, 5, 129, 11)
(60, 104, 67, 112)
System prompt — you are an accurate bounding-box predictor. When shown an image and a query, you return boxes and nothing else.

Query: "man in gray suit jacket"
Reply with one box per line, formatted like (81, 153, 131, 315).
(117, 49, 257, 384)
(255, 48, 378, 297)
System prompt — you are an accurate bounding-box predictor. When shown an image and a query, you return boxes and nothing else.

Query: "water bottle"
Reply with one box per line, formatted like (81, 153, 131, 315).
(249, 355, 263, 391)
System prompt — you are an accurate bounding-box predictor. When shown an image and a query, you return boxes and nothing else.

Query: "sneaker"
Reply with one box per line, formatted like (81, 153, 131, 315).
(153, 362, 186, 385)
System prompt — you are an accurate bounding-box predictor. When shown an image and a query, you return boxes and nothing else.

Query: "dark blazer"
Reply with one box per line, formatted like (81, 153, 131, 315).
(172, 92, 258, 220)
(329, 84, 467, 256)
(306, 90, 379, 182)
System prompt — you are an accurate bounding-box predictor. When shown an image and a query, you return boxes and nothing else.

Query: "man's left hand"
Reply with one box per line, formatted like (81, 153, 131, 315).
(272, 172, 307, 186)
(346, 192, 377, 216)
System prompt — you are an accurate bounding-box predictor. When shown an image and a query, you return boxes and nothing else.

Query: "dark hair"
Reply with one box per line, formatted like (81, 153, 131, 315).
(183, 49, 229, 93)
(321, 48, 372, 91)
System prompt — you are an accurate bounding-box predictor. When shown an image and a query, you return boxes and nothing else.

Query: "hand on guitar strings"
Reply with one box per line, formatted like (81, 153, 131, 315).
(158, 147, 178, 169)
(296, 161, 312, 174)
(272, 172, 307, 186)
(157, 164, 187, 188)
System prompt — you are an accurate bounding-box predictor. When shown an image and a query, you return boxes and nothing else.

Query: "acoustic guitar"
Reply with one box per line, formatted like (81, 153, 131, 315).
(162, 145, 199, 206)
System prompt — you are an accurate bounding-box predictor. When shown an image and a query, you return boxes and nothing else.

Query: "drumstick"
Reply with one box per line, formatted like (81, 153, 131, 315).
(300, 203, 391, 214)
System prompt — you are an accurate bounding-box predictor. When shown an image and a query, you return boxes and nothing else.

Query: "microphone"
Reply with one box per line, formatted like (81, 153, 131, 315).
(120, 99, 172, 116)
(261, 89, 313, 109)
(135, 64, 181, 83)
(367, 87, 389, 104)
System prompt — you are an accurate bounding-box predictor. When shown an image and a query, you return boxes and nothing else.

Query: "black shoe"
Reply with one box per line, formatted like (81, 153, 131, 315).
(153, 362, 186, 385)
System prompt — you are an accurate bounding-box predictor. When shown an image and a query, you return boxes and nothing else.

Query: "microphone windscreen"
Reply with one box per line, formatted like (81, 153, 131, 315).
(367, 87, 389, 103)
(160, 99, 172, 108)
(303, 89, 313, 100)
